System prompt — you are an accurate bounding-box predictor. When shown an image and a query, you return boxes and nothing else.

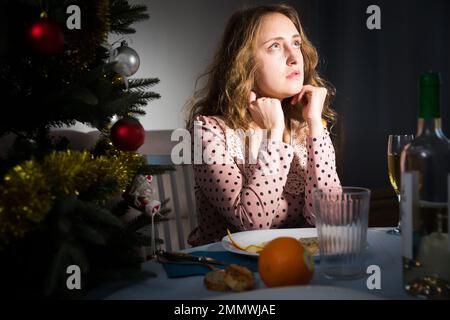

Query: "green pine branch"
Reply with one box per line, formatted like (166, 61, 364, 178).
(111, 200, 131, 217)
(131, 234, 164, 247)
(66, 242, 90, 273)
(110, 0, 149, 34)
(43, 242, 70, 297)
(157, 209, 171, 221)
(74, 222, 107, 245)
(126, 213, 152, 232)
(80, 176, 120, 202)
(56, 196, 123, 230)
(125, 207, 170, 233)
(128, 78, 160, 89)
(77, 202, 123, 229)
(130, 90, 161, 108)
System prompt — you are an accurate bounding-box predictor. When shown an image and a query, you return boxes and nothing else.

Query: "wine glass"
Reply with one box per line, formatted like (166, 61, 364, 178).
(387, 134, 414, 235)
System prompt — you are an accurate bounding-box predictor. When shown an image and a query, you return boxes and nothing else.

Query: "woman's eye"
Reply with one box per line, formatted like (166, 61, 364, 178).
(269, 43, 280, 50)
(293, 41, 302, 48)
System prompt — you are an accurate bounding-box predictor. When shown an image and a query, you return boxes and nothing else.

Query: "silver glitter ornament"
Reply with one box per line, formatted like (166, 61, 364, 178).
(111, 41, 140, 77)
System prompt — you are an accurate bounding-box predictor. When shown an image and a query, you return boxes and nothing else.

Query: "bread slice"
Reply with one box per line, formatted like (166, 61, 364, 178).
(204, 270, 229, 291)
(223, 264, 255, 292)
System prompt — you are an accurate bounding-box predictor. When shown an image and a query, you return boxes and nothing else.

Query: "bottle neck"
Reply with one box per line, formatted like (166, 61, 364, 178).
(416, 118, 445, 137)
(417, 74, 441, 137)
(419, 76, 440, 118)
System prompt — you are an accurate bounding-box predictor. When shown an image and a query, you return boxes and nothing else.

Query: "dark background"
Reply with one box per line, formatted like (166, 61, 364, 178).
(295, 0, 449, 189)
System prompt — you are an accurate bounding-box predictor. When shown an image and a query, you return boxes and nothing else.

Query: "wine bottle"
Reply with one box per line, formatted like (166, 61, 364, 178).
(400, 72, 450, 299)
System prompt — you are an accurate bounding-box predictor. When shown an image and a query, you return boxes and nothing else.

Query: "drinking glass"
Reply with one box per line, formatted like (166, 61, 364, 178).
(387, 134, 414, 235)
(313, 187, 371, 280)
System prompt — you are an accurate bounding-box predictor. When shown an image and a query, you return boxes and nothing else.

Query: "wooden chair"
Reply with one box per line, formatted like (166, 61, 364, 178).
(146, 154, 197, 251)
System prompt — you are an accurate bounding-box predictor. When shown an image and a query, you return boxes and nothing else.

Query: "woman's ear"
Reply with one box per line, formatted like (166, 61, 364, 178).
(321, 118, 327, 129)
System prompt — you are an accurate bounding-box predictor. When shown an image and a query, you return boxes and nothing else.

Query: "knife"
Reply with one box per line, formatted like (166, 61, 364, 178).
(156, 250, 228, 266)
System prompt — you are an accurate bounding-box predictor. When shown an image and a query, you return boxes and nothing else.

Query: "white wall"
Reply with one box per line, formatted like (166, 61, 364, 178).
(71, 0, 272, 132)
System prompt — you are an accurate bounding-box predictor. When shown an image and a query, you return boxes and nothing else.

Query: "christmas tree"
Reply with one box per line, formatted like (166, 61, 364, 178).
(0, 0, 172, 298)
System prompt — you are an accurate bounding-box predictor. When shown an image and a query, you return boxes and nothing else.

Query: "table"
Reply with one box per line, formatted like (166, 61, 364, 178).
(89, 228, 415, 300)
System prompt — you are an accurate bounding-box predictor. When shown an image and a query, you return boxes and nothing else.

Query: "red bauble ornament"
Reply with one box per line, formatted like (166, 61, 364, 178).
(28, 20, 64, 55)
(110, 118, 145, 151)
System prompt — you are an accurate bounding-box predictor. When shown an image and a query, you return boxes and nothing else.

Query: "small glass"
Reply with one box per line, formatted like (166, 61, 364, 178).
(313, 187, 371, 280)
(387, 134, 414, 235)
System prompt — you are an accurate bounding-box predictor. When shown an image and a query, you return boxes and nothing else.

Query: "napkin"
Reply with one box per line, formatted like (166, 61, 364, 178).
(161, 251, 258, 278)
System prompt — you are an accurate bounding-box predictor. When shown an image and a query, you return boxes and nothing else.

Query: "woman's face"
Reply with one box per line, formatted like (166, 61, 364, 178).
(254, 13, 304, 99)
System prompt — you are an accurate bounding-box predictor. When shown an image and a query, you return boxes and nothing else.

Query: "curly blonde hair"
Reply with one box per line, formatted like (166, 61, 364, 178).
(185, 4, 337, 140)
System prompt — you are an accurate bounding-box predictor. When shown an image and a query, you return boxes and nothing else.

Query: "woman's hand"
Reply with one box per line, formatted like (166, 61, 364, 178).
(291, 85, 327, 136)
(248, 91, 285, 141)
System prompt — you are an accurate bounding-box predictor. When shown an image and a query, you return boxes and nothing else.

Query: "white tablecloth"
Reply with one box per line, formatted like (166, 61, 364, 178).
(89, 228, 415, 300)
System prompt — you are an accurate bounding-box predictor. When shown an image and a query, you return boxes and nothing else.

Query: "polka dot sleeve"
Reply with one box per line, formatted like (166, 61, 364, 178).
(303, 129, 341, 224)
(192, 115, 294, 231)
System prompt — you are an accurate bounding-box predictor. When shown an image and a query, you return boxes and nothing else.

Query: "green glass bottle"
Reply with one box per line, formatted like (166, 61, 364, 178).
(400, 72, 450, 299)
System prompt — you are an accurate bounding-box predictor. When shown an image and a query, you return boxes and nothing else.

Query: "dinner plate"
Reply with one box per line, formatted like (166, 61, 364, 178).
(221, 228, 318, 257)
(208, 285, 382, 300)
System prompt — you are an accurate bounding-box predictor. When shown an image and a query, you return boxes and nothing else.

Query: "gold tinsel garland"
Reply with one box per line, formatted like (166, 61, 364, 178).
(0, 161, 54, 245)
(0, 147, 145, 247)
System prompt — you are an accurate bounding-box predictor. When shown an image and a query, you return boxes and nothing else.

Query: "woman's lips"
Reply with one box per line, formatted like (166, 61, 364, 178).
(286, 71, 301, 79)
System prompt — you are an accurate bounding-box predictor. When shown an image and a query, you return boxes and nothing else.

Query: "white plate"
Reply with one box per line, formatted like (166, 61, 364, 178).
(221, 228, 318, 257)
(208, 285, 382, 300)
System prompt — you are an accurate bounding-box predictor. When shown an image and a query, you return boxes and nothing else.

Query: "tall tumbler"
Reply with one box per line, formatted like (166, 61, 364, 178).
(313, 187, 371, 280)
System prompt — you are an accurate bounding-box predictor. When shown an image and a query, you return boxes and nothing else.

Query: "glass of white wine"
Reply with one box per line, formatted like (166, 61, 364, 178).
(387, 134, 414, 235)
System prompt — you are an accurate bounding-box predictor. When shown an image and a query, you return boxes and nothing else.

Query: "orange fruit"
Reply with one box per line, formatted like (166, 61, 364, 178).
(258, 237, 314, 287)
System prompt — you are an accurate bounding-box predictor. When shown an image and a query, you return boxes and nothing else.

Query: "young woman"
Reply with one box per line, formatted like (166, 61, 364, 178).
(185, 4, 341, 246)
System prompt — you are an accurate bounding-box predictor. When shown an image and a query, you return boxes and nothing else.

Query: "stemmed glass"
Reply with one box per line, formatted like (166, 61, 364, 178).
(387, 134, 414, 235)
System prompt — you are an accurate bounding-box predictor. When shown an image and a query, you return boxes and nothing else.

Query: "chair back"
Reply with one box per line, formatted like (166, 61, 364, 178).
(147, 154, 196, 251)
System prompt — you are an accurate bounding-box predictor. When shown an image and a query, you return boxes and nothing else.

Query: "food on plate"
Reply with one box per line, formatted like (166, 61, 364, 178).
(204, 264, 255, 292)
(226, 229, 247, 251)
(226, 229, 264, 252)
(243, 244, 265, 253)
(298, 237, 319, 255)
(258, 237, 314, 287)
(226, 228, 319, 255)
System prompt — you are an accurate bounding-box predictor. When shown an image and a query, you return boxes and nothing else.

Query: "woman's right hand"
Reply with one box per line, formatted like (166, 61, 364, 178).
(248, 91, 285, 140)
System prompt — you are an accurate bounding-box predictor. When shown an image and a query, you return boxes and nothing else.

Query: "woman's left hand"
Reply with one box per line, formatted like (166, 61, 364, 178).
(290, 85, 327, 136)
(290, 84, 327, 123)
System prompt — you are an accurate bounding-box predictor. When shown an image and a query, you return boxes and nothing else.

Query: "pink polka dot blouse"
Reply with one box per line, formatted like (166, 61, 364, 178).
(187, 115, 341, 246)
